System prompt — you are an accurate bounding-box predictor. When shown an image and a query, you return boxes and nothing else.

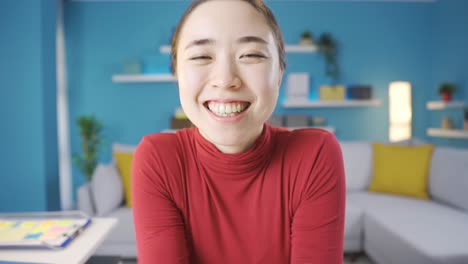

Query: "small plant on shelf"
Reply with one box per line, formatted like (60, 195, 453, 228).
(438, 82, 456, 102)
(317, 32, 340, 84)
(299, 30, 314, 46)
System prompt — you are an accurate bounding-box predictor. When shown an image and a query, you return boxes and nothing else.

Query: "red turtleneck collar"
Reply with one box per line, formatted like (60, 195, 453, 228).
(191, 124, 274, 178)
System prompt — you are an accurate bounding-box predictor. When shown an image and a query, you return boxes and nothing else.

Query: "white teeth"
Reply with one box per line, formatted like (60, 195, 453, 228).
(219, 104, 225, 114)
(207, 101, 249, 117)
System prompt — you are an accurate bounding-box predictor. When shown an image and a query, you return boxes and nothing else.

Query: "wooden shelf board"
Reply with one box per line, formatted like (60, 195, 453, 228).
(112, 74, 176, 83)
(426, 101, 465, 110)
(427, 128, 468, 139)
(282, 99, 381, 108)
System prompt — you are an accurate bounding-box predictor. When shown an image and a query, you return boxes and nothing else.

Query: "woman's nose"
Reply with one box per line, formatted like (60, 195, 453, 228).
(210, 60, 242, 90)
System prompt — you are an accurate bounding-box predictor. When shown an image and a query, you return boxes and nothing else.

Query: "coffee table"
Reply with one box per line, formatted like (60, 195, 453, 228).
(0, 218, 117, 264)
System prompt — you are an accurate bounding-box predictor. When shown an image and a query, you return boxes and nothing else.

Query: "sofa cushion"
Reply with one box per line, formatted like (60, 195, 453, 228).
(429, 147, 468, 212)
(344, 203, 364, 252)
(339, 141, 372, 192)
(348, 192, 468, 263)
(112, 143, 136, 208)
(104, 207, 136, 244)
(91, 163, 124, 216)
(368, 143, 434, 200)
(113, 152, 133, 208)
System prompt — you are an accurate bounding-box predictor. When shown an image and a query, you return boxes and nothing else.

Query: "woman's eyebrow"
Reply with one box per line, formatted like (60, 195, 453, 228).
(185, 38, 215, 50)
(184, 36, 268, 50)
(237, 36, 268, 45)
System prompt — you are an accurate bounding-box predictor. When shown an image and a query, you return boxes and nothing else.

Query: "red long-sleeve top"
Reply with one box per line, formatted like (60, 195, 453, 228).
(131, 124, 345, 264)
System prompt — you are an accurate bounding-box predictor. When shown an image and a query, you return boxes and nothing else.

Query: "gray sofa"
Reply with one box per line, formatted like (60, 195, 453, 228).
(81, 141, 468, 263)
(342, 141, 468, 264)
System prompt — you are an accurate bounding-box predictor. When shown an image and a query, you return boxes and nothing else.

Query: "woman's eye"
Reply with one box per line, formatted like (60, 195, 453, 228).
(242, 54, 266, 59)
(190, 56, 211, 60)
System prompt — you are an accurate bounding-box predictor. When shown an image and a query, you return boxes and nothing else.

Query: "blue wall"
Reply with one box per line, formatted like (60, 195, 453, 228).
(63, 0, 468, 190)
(1, 0, 467, 212)
(0, 0, 59, 212)
(427, 0, 468, 148)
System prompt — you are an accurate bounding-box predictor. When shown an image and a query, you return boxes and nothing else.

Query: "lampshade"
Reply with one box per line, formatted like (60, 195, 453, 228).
(389, 81, 412, 142)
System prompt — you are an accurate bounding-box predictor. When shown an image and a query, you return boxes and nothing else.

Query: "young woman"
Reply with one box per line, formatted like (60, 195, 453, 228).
(132, 1, 345, 263)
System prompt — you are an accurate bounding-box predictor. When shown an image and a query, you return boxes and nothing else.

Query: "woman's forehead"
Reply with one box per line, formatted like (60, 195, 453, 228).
(179, 1, 273, 46)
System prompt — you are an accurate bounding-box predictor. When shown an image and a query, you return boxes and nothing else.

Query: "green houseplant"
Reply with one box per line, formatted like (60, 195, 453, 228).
(438, 82, 456, 102)
(74, 115, 102, 215)
(317, 32, 340, 83)
(74, 115, 102, 182)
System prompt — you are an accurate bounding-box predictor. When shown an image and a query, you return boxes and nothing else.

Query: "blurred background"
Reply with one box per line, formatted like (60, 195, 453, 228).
(1, 1, 467, 262)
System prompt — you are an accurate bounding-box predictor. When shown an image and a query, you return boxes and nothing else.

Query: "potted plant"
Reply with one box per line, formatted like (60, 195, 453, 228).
(317, 32, 344, 101)
(74, 115, 103, 215)
(438, 82, 456, 102)
(317, 32, 340, 84)
(299, 30, 314, 46)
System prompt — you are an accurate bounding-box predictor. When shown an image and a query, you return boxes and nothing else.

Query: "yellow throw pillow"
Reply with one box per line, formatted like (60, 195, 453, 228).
(368, 143, 434, 200)
(113, 152, 133, 207)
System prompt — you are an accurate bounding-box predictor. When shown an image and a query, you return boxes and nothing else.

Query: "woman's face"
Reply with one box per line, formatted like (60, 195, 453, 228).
(176, 0, 283, 154)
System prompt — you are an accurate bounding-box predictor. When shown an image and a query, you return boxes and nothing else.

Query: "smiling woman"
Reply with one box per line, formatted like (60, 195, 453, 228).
(131, 1, 345, 263)
(174, 0, 284, 154)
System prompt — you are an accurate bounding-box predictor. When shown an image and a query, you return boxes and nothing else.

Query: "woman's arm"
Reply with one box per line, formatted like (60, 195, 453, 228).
(131, 137, 190, 264)
(290, 133, 346, 264)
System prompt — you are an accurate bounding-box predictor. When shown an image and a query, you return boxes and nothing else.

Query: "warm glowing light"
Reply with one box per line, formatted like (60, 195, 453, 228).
(389, 82, 412, 142)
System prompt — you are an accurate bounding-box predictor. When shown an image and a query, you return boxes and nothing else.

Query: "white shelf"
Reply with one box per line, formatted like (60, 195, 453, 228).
(159, 44, 318, 54)
(160, 45, 171, 54)
(426, 101, 465, 110)
(112, 74, 176, 83)
(285, 45, 318, 53)
(427, 128, 468, 139)
(287, 126, 335, 133)
(282, 99, 381, 108)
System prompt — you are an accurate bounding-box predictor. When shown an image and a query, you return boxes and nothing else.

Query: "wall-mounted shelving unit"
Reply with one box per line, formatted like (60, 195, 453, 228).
(284, 45, 318, 53)
(426, 128, 468, 139)
(426, 100, 468, 139)
(426, 101, 465, 110)
(112, 74, 176, 83)
(160, 45, 171, 54)
(159, 44, 318, 54)
(282, 99, 381, 108)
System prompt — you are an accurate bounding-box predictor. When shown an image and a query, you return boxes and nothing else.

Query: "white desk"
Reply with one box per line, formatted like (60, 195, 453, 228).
(0, 218, 117, 264)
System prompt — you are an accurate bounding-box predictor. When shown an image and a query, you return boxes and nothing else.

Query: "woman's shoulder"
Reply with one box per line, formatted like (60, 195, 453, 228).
(271, 126, 335, 149)
(136, 128, 196, 158)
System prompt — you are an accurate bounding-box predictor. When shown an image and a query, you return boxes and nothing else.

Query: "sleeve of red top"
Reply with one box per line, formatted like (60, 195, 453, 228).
(131, 136, 190, 264)
(290, 133, 346, 264)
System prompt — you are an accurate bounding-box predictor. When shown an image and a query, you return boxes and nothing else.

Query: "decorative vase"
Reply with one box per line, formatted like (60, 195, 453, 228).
(440, 92, 452, 102)
(77, 183, 96, 216)
(299, 38, 314, 46)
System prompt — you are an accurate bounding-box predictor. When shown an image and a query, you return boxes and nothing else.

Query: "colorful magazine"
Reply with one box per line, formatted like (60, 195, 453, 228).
(0, 211, 91, 250)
